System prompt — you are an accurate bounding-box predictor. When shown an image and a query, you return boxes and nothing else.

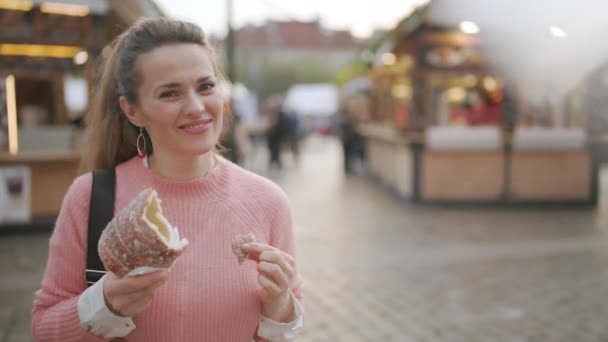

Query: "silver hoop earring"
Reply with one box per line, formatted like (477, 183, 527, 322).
(137, 127, 147, 159)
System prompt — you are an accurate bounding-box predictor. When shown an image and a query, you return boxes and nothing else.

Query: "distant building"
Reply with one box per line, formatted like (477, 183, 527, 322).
(213, 19, 363, 76)
(212, 19, 363, 103)
(239, 20, 358, 67)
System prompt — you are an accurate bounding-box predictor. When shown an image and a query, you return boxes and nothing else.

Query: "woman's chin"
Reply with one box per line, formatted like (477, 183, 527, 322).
(187, 145, 215, 156)
(171, 136, 219, 156)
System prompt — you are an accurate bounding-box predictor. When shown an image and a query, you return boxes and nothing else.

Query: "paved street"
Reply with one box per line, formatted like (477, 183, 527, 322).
(3, 136, 608, 341)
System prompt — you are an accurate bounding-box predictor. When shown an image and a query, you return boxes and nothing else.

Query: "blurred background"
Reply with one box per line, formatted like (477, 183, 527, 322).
(2, 0, 608, 341)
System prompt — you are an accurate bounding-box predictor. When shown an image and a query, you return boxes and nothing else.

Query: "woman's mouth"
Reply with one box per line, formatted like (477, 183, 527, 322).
(179, 119, 212, 134)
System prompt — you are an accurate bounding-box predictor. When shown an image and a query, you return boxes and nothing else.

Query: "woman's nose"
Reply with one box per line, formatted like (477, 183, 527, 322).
(184, 89, 205, 114)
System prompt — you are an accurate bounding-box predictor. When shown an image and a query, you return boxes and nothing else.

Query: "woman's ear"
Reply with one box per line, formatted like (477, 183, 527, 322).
(119, 96, 145, 127)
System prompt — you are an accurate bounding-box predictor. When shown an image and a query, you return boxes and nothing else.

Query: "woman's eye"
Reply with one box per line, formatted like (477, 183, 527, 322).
(199, 83, 215, 92)
(160, 90, 178, 98)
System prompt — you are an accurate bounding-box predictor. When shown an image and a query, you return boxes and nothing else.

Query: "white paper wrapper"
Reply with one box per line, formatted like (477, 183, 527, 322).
(126, 266, 166, 276)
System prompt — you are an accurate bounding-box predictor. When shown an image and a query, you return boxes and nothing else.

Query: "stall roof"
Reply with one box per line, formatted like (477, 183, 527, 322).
(370, 0, 608, 101)
(30, 0, 110, 15)
(370, 4, 448, 67)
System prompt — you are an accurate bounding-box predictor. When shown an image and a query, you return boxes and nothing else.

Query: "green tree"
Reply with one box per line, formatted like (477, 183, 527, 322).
(335, 59, 369, 86)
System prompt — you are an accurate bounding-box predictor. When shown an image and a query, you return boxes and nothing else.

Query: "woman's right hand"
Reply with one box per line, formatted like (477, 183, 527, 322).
(102, 270, 169, 317)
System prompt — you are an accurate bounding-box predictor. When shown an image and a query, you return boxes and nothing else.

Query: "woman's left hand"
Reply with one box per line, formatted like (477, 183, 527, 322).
(241, 242, 296, 322)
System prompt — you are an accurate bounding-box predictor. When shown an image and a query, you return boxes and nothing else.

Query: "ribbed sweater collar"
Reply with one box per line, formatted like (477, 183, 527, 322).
(121, 154, 232, 199)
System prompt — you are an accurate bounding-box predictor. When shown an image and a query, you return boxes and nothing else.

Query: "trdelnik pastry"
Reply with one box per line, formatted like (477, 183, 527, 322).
(98, 188, 189, 277)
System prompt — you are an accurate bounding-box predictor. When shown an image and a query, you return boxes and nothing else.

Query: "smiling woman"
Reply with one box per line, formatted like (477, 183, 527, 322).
(32, 18, 303, 342)
(79, 18, 229, 174)
(117, 43, 226, 179)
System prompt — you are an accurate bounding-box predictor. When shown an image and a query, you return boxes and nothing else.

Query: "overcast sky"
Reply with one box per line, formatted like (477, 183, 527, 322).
(154, 0, 608, 100)
(155, 0, 430, 38)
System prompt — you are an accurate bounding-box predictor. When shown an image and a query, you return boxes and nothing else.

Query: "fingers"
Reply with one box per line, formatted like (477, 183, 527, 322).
(260, 249, 295, 268)
(241, 242, 274, 261)
(242, 243, 295, 268)
(242, 243, 296, 300)
(106, 270, 169, 296)
(259, 251, 294, 281)
(103, 270, 169, 317)
(258, 273, 282, 297)
(257, 261, 289, 292)
(106, 290, 157, 317)
(241, 242, 297, 298)
(126, 295, 156, 315)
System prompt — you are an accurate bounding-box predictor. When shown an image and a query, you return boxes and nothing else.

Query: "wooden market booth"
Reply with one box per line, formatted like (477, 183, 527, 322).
(0, 0, 165, 227)
(360, 4, 597, 205)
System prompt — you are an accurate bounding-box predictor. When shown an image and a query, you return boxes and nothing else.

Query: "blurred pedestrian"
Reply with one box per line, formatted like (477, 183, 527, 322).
(221, 111, 252, 165)
(284, 108, 301, 163)
(337, 105, 364, 174)
(265, 95, 288, 169)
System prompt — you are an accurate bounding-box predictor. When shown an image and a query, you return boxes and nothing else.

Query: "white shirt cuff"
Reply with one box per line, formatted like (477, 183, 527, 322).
(77, 274, 136, 338)
(257, 289, 304, 341)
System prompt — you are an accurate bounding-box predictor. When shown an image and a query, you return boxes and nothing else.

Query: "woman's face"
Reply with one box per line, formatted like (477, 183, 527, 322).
(121, 43, 225, 158)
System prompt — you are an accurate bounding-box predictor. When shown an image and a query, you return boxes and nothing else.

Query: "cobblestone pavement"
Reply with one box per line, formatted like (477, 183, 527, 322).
(3, 136, 608, 341)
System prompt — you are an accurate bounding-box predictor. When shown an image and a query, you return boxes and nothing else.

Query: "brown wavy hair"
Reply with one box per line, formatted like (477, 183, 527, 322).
(79, 17, 227, 173)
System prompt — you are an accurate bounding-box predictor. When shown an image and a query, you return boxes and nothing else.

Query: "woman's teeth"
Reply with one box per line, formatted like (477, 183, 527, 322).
(182, 121, 209, 129)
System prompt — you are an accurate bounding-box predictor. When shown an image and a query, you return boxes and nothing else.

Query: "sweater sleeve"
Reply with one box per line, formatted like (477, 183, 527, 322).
(256, 289, 304, 341)
(32, 174, 108, 342)
(255, 184, 304, 342)
(268, 186, 303, 303)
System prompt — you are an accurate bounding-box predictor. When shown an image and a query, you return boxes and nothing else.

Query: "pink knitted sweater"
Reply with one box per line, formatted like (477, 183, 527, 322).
(32, 156, 302, 341)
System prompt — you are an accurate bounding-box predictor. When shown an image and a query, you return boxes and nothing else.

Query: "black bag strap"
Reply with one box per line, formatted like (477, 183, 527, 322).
(86, 169, 116, 286)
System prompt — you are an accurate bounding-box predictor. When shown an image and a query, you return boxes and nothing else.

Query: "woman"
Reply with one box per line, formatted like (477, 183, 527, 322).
(32, 18, 303, 342)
